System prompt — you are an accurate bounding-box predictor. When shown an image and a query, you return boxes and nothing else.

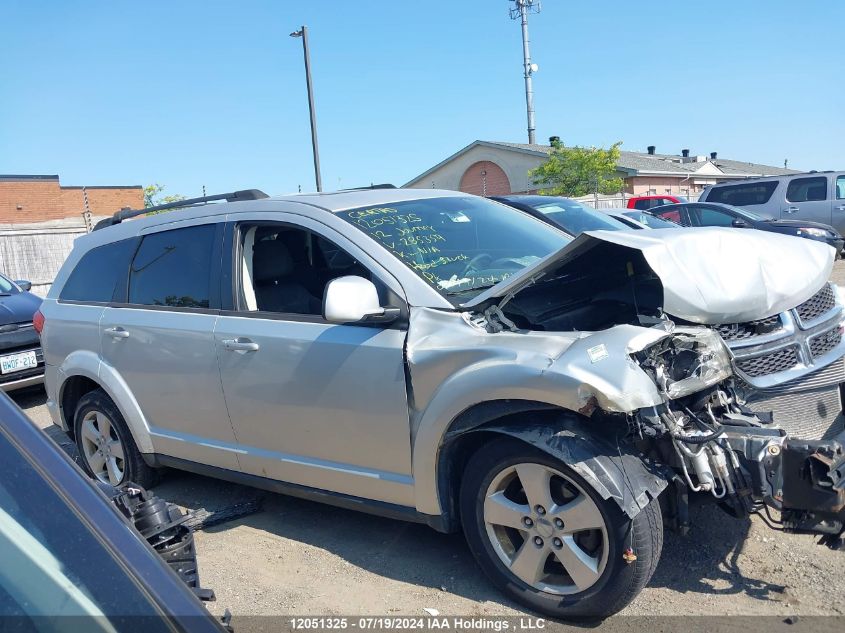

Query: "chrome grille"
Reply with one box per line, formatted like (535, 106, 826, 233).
(810, 327, 843, 359)
(736, 346, 800, 378)
(747, 385, 845, 440)
(796, 284, 836, 323)
(741, 359, 845, 440)
(714, 315, 782, 341)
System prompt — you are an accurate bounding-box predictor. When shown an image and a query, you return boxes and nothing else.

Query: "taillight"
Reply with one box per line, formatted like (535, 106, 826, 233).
(33, 309, 45, 335)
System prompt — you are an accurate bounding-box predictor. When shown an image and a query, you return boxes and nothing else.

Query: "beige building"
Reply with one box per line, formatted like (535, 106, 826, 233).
(405, 140, 797, 197)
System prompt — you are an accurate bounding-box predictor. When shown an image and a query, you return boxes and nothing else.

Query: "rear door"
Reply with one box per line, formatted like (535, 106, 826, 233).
(783, 175, 832, 226)
(100, 218, 241, 470)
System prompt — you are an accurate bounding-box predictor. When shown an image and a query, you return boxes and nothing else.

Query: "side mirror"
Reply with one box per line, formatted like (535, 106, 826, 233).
(323, 276, 399, 325)
(15, 280, 32, 291)
(732, 218, 749, 228)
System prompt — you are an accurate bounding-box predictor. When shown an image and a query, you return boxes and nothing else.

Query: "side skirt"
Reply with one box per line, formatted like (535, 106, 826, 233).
(149, 454, 450, 532)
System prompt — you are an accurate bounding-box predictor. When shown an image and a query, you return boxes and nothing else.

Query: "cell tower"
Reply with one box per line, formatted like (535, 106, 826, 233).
(510, 0, 541, 145)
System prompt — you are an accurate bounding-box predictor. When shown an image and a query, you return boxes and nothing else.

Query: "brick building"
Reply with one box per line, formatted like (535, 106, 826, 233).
(0, 174, 143, 225)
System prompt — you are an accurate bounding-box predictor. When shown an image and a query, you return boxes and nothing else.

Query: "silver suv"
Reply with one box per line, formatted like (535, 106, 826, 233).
(700, 171, 845, 234)
(40, 189, 845, 618)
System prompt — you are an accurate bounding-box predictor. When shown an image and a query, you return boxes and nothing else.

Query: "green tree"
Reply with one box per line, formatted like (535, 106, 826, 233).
(529, 139, 624, 197)
(143, 184, 186, 213)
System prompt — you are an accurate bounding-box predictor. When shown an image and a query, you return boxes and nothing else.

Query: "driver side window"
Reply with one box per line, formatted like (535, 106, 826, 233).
(237, 224, 373, 316)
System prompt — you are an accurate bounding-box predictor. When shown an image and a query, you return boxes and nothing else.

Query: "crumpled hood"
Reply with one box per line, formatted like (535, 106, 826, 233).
(463, 227, 834, 325)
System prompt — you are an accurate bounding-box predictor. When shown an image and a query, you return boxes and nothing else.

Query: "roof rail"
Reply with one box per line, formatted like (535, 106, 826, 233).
(93, 189, 269, 231)
(343, 183, 397, 191)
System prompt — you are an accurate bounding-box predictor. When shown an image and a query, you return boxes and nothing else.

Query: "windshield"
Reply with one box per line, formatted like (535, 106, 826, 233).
(525, 197, 629, 233)
(337, 196, 569, 299)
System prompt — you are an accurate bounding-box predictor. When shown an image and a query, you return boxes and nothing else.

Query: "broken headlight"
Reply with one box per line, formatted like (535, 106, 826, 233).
(641, 328, 733, 399)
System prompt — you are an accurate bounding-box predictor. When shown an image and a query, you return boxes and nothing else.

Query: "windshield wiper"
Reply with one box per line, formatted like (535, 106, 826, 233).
(444, 283, 497, 296)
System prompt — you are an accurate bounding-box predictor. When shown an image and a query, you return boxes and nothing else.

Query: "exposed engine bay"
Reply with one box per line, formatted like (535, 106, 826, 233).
(631, 331, 845, 547)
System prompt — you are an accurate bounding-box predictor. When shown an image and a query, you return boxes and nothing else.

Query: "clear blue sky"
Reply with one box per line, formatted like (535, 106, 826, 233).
(2, 0, 843, 197)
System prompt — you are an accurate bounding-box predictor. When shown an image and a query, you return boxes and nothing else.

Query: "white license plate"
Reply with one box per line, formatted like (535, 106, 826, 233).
(0, 350, 38, 375)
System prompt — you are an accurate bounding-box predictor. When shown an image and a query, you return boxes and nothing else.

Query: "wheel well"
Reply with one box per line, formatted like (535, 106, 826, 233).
(434, 400, 567, 533)
(60, 376, 101, 438)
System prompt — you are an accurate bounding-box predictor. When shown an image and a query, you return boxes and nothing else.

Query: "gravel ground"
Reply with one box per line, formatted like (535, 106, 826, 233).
(11, 260, 845, 620)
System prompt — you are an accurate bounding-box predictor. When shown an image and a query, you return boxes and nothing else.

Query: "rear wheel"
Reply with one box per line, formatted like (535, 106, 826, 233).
(74, 389, 158, 488)
(460, 438, 662, 619)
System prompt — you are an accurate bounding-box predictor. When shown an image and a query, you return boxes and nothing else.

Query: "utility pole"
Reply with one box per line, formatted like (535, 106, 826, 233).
(290, 25, 323, 192)
(510, 1, 540, 145)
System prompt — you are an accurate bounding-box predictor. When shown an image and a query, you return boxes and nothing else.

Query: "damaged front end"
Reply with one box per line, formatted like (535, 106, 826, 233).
(632, 329, 845, 547)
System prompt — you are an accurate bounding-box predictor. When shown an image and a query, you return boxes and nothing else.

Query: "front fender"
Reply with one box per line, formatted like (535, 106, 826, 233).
(407, 308, 670, 516)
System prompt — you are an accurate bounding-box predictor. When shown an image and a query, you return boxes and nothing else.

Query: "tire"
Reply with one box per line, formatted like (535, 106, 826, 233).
(460, 437, 662, 620)
(74, 388, 159, 488)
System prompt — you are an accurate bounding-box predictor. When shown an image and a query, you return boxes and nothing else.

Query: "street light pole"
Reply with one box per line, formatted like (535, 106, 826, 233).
(290, 25, 322, 192)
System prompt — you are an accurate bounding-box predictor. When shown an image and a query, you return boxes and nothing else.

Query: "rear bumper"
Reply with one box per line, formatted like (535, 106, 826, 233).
(0, 372, 45, 392)
(0, 346, 45, 393)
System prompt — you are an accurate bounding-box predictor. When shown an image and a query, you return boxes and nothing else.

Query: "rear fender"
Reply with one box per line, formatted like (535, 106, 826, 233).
(58, 350, 154, 454)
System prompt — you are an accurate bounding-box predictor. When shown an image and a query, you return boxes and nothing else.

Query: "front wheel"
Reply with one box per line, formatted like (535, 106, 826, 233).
(460, 438, 662, 619)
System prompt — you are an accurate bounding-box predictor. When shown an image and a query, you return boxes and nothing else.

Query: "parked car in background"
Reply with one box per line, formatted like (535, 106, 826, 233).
(650, 201, 845, 253)
(610, 210, 680, 229)
(625, 194, 687, 210)
(700, 171, 845, 235)
(39, 188, 845, 618)
(491, 194, 631, 235)
(0, 391, 223, 630)
(0, 272, 44, 392)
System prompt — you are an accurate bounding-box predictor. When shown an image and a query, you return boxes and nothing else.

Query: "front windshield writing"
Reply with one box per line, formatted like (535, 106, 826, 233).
(337, 197, 568, 299)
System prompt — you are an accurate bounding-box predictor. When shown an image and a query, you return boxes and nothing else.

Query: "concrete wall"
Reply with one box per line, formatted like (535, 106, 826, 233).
(406, 145, 544, 193)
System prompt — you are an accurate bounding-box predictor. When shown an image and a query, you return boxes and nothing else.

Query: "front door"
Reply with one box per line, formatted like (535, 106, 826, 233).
(101, 220, 241, 471)
(215, 218, 414, 506)
(783, 175, 832, 226)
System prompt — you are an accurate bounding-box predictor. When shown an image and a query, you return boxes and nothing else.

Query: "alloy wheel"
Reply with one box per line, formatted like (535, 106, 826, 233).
(79, 410, 126, 485)
(483, 462, 609, 595)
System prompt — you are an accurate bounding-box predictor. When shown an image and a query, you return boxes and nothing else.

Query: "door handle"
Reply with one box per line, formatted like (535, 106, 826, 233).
(835, 205, 845, 211)
(104, 327, 129, 339)
(784, 206, 800, 214)
(222, 338, 259, 352)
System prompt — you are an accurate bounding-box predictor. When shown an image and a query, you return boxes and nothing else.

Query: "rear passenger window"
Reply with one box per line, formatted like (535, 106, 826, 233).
(706, 181, 778, 206)
(128, 225, 216, 309)
(786, 177, 828, 202)
(838, 176, 845, 200)
(59, 238, 139, 303)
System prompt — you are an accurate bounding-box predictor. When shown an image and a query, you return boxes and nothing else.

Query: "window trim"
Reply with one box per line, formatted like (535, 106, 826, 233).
(786, 176, 829, 204)
(223, 219, 409, 329)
